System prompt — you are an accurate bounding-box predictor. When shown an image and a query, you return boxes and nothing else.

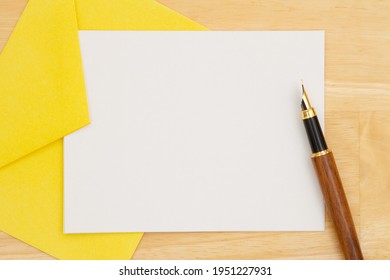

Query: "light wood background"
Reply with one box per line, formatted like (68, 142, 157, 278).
(0, 0, 389, 260)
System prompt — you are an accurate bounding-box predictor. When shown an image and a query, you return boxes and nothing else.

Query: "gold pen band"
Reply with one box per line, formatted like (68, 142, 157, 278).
(301, 108, 317, 119)
(311, 149, 332, 158)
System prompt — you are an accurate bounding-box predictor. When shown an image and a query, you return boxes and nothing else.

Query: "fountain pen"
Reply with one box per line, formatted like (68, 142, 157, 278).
(301, 83, 364, 260)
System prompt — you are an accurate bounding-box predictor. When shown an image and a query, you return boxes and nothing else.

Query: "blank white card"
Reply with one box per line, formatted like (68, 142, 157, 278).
(64, 31, 324, 233)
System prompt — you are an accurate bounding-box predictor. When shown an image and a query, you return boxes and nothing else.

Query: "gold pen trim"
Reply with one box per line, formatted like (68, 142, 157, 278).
(311, 149, 332, 158)
(301, 108, 317, 119)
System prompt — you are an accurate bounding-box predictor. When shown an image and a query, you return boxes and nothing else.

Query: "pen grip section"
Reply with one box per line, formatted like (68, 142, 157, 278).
(303, 116, 328, 153)
(312, 152, 364, 260)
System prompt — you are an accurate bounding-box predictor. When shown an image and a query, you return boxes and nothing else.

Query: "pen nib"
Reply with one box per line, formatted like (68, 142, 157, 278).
(301, 81, 311, 110)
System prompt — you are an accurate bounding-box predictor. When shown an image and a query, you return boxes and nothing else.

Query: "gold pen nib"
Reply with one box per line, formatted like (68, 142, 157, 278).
(301, 81, 312, 110)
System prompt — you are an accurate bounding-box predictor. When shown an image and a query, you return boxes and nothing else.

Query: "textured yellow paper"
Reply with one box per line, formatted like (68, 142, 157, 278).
(0, 0, 205, 259)
(75, 0, 207, 30)
(0, 0, 89, 168)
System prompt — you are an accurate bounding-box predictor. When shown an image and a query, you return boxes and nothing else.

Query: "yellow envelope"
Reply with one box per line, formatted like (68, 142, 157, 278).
(0, 0, 206, 259)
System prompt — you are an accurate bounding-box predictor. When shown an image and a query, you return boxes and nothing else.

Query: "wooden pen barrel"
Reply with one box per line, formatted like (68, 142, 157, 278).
(312, 151, 364, 260)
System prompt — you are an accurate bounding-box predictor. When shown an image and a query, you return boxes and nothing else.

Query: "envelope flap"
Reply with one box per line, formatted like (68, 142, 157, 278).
(0, 0, 89, 169)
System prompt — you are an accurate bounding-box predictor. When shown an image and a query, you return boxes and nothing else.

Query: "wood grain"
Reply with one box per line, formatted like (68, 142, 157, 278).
(360, 112, 390, 259)
(1, 0, 389, 259)
(312, 152, 363, 259)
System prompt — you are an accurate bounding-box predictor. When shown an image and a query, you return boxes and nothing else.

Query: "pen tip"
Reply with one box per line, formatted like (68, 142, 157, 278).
(301, 80, 311, 110)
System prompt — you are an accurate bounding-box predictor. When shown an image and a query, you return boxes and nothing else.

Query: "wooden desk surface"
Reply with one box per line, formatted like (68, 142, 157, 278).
(1, 0, 389, 260)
